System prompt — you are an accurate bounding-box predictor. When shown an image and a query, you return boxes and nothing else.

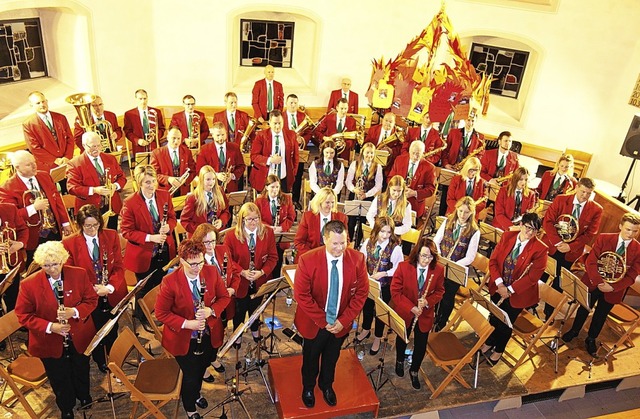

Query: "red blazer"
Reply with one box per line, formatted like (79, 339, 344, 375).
(195, 141, 246, 193)
(210, 245, 241, 320)
(15, 266, 98, 358)
(445, 175, 486, 217)
(542, 194, 603, 262)
(212, 110, 252, 144)
(0, 172, 70, 251)
(170, 110, 210, 146)
(315, 114, 357, 160)
(181, 193, 231, 235)
(23, 112, 74, 171)
(150, 145, 196, 196)
(293, 211, 349, 262)
(388, 155, 436, 218)
(73, 110, 122, 149)
(249, 129, 299, 192)
(223, 227, 278, 298)
(120, 190, 177, 273)
(67, 152, 127, 214)
(255, 194, 296, 232)
(123, 107, 166, 155)
(62, 229, 127, 308)
(536, 171, 578, 201)
(390, 261, 445, 333)
(442, 128, 484, 168)
(402, 127, 444, 165)
(492, 187, 536, 231)
(480, 149, 519, 181)
(282, 111, 305, 132)
(0, 203, 29, 264)
(581, 234, 640, 304)
(327, 90, 359, 114)
(294, 246, 368, 339)
(155, 266, 230, 356)
(488, 231, 548, 309)
(252, 79, 284, 120)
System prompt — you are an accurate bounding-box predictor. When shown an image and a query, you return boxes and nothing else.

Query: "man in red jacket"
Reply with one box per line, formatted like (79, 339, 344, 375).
(170, 94, 210, 148)
(327, 77, 359, 114)
(0, 203, 28, 312)
(150, 126, 196, 197)
(562, 213, 640, 356)
(294, 220, 368, 408)
(252, 65, 284, 123)
(72, 95, 123, 151)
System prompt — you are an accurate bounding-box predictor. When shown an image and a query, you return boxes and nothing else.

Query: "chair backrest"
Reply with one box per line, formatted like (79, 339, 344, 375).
(361, 223, 372, 240)
(459, 300, 493, 338)
(172, 195, 187, 212)
(545, 257, 557, 279)
(401, 228, 421, 245)
(0, 310, 20, 342)
(140, 285, 163, 343)
(538, 280, 567, 309)
(109, 327, 153, 370)
(174, 220, 187, 248)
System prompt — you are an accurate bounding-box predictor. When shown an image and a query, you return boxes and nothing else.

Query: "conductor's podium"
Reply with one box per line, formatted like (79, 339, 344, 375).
(268, 349, 379, 418)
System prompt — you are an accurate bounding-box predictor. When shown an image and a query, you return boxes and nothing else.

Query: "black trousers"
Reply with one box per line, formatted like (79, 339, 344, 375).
(301, 329, 346, 391)
(175, 338, 213, 413)
(90, 304, 119, 367)
(292, 162, 305, 204)
(395, 324, 429, 373)
(361, 284, 391, 338)
(543, 251, 573, 318)
(135, 252, 170, 321)
(233, 289, 263, 333)
(486, 293, 523, 353)
(570, 288, 614, 340)
(434, 278, 461, 331)
(41, 346, 91, 415)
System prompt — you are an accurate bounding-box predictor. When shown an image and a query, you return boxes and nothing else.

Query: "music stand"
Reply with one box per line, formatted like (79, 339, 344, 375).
(344, 200, 372, 249)
(0, 266, 20, 360)
(134, 152, 151, 167)
(274, 232, 295, 247)
(299, 149, 310, 163)
(440, 257, 468, 287)
(479, 222, 503, 255)
(374, 150, 389, 166)
(227, 191, 248, 207)
(252, 277, 290, 356)
(437, 168, 457, 187)
(471, 289, 513, 329)
(49, 165, 67, 184)
(367, 296, 407, 392)
(485, 183, 500, 202)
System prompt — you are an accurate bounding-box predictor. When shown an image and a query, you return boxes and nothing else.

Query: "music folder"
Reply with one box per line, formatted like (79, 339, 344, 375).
(470, 289, 512, 329)
(440, 257, 468, 287)
(560, 267, 590, 310)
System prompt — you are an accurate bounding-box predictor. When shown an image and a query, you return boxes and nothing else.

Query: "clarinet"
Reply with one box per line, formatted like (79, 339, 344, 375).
(222, 253, 228, 287)
(408, 274, 434, 337)
(100, 250, 110, 312)
(274, 197, 281, 227)
(249, 244, 256, 291)
(157, 203, 169, 254)
(55, 280, 72, 359)
(193, 277, 207, 355)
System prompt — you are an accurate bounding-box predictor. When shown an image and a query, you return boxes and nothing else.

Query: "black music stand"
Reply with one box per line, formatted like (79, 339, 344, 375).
(0, 266, 20, 361)
(112, 270, 156, 348)
(81, 274, 152, 418)
(252, 276, 290, 357)
(344, 200, 372, 249)
(478, 222, 504, 255)
(274, 232, 295, 247)
(280, 266, 303, 345)
(367, 296, 407, 392)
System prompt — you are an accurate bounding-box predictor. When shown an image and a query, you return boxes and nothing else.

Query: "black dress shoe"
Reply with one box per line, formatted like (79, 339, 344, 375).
(202, 375, 215, 383)
(322, 387, 337, 406)
(61, 411, 74, 419)
(232, 340, 242, 349)
(252, 334, 263, 343)
(302, 389, 315, 408)
(97, 364, 108, 374)
(80, 397, 92, 409)
(195, 397, 208, 409)
(562, 329, 579, 343)
(486, 354, 501, 367)
(395, 361, 404, 377)
(212, 362, 226, 373)
(355, 330, 370, 343)
(187, 413, 202, 419)
(409, 371, 421, 390)
(586, 338, 598, 357)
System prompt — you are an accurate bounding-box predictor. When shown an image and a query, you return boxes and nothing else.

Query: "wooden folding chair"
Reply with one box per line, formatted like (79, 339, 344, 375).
(302, 179, 312, 211)
(138, 285, 169, 356)
(173, 221, 187, 249)
(0, 311, 53, 418)
(108, 327, 182, 419)
(602, 282, 640, 355)
(423, 300, 494, 398)
(60, 194, 78, 233)
(505, 281, 568, 372)
(171, 195, 187, 213)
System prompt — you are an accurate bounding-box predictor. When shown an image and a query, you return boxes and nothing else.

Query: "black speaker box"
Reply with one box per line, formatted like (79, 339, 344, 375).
(620, 115, 640, 158)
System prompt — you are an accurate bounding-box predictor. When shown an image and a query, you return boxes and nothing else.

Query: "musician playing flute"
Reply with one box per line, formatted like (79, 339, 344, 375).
(562, 213, 640, 357)
(481, 213, 548, 366)
(150, 126, 196, 197)
(433, 196, 480, 332)
(63, 204, 126, 374)
(16, 241, 97, 419)
(181, 165, 230, 236)
(155, 239, 230, 419)
(391, 236, 444, 389)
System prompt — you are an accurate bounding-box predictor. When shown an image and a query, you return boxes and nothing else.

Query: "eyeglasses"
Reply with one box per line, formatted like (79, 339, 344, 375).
(418, 254, 433, 260)
(83, 223, 100, 230)
(183, 259, 205, 269)
(245, 217, 260, 223)
(42, 262, 61, 269)
(523, 225, 538, 233)
(202, 240, 216, 246)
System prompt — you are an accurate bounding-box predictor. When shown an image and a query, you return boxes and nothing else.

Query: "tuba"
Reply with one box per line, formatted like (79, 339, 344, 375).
(240, 118, 258, 153)
(347, 113, 367, 146)
(322, 131, 360, 155)
(67, 93, 117, 153)
(0, 222, 18, 274)
(554, 214, 579, 242)
(596, 251, 626, 284)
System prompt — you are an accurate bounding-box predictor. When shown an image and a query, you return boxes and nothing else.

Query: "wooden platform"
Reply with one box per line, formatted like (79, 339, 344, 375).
(267, 349, 379, 419)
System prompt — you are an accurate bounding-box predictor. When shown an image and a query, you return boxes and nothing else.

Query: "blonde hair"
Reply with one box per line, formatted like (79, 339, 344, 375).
(379, 175, 408, 222)
(193, 165, 226, 216)
(310, 187, 337, 214)
(354, 142, 379, 181)
(133, 165, 157, 187)
(461, 157, 481, 181)
(33, 241, 69, 265)
(445, 196, 478, 237)
(234, 202, 266, 241)
(551, 153, 575, 177)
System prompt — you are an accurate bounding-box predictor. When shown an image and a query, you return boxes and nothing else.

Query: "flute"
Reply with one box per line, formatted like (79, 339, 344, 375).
(193, 277, 206, 355)
(408, 274, 434, 337)
(55, 280, 72, 359)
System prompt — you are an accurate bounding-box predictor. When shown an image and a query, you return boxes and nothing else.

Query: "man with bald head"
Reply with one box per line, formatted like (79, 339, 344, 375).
(72, 95, 123, 151)
(252, 65, 284, 123)
(23, 91, 75, 173)
(327, 77, 359, 114)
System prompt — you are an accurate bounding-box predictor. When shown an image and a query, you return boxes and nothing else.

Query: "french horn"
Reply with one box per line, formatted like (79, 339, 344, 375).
(596, 251, 626, 284)
(554, 214, 579, 243)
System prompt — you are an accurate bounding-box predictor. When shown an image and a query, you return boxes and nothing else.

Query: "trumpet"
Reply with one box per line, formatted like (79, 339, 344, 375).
(408, 274, 434, 337)
(0, 222, 18, 274)
(193, 277, 207, 355)
(493, 172, 513, 185)
(168, 168, 191, 196)
(55, 280, 71, 359)
(453, 141, 486, 172)
(99, 250, 110, 312)
(221, 165, 234, 191)
(240, 118, 258, 153)
(188, 112, 201, 150)
(23, 189, 57, 231)
(102, 168, 116, 219)
(376, 127, 405, 150)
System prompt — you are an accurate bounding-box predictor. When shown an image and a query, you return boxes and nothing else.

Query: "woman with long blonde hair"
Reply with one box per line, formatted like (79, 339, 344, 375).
(366, 175, 412, 236)
(536, 153, 578, 201)
(182, 165, 230, 235)
(445, 156, 486, 217)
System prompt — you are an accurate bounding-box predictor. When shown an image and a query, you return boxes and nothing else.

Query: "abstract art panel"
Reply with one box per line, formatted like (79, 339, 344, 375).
(469, 43, 529, 98)
(0, 18, 47, 84)
(240, 19, 294, 68)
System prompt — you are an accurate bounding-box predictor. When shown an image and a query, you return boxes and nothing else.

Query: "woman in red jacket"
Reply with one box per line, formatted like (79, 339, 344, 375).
(181, 165, 230, 235)
(391, 236, 445, 390)
(493, 167, 536, 232)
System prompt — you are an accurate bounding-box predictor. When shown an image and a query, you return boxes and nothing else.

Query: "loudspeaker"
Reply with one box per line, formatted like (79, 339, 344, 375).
(620, 115, 640, 158)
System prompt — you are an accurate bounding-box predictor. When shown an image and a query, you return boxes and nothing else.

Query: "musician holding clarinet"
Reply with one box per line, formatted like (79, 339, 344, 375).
(481, 212, 548, 366)
(155, 239, 230, 419)
(562, 213, 640, 356)
(391, 236, 444, 389)
(16, 241, 98, 419)
(63, 204, 127, 373)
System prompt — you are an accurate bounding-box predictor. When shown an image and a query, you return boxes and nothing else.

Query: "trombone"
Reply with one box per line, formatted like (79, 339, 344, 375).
(0, 222, 18, 274)
(144, 109, 160, 151)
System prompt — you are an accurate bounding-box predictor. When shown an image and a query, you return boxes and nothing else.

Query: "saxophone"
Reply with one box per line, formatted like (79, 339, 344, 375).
(423, 139, 447, 159)
(453, 140, 485, 172)
(193, 277, 206, 355)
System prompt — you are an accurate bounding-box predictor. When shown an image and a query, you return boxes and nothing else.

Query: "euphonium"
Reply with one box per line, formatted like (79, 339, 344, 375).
(168, 168, 191, 196)
(94, 118, 116, 152)
(0, 222, 18, 274)
(376, 127, 406, 150)
(240, 119, 258, 153)
(554, 214, 579, 243)
(596, 251, 626, 284)
(295, 106, 316, 135)
(23, 189, 57, 231)
(453, 141, 486, 172)
(323, 131, 359, 155)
